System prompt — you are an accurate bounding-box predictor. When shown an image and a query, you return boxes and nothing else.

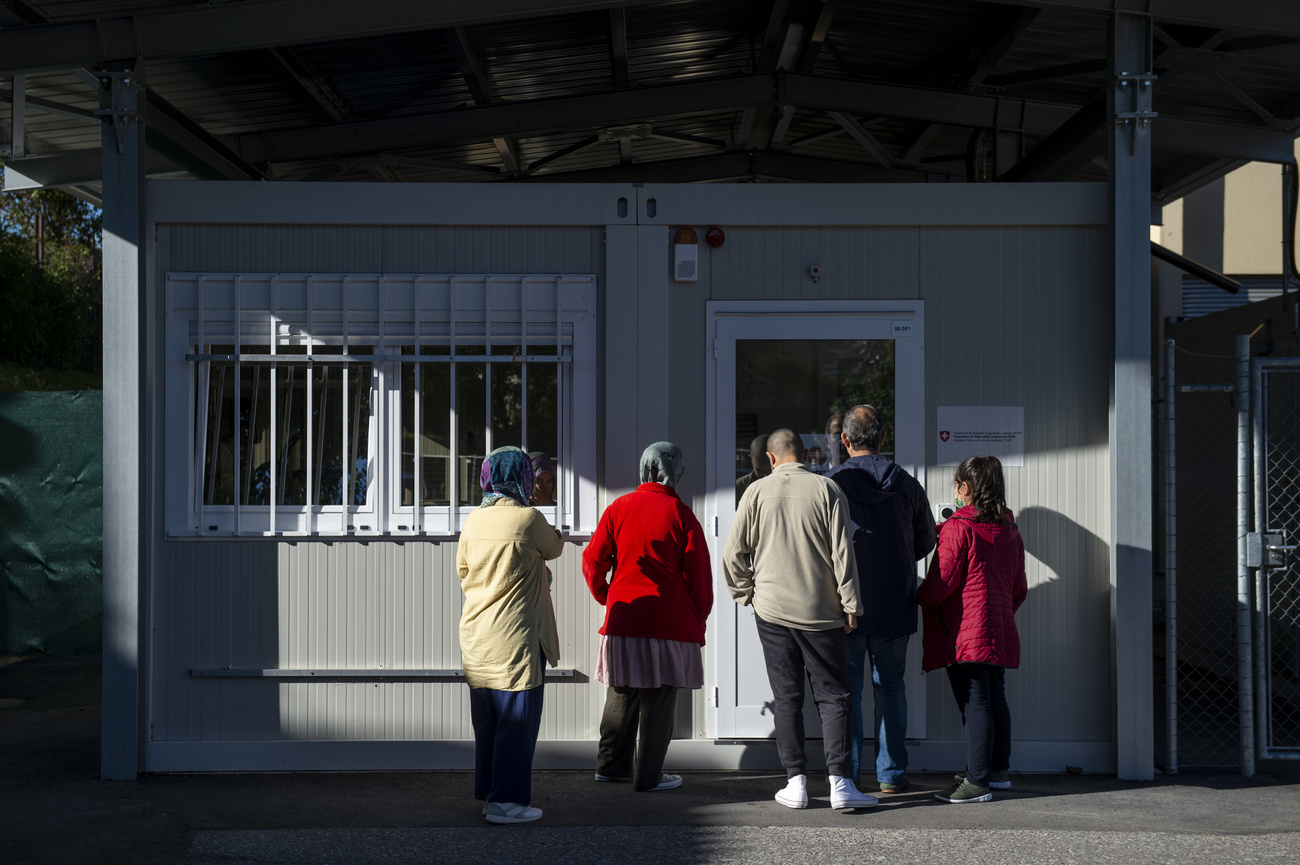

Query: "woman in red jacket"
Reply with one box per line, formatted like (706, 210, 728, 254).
(918, 455, 1027, 804)
(581, 441, 714, 792)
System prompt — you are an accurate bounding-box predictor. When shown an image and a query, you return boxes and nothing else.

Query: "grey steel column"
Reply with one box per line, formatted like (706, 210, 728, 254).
(1107, 11, 1156, 781)
(1164, 339, 1177, 774)
(1236, 334, 1255, 776)
(99, 60, 146, 781)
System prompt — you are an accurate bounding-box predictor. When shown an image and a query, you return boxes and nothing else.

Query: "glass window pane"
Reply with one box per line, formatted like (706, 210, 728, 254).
(525, 346, 558, 507)
(420, 352, 451, 506)
(491, 345, 522, 450)
(312, 346, 373, 507)
(274, 349, 308, 506)
(202, 349, 236, 506)
(456, 346, 486, 507)
(734, 340, 894, 504)
(238, 346, 272, 507)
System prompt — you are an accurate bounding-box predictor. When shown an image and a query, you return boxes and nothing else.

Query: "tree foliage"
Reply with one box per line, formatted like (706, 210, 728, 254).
(0, 189, 102, 375)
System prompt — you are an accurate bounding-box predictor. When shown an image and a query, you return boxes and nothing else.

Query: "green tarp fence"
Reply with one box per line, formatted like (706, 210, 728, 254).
(0, 391, 102, 656)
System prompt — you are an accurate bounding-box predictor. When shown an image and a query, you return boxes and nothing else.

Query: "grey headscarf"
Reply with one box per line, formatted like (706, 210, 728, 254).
(639, 441, 685, 488)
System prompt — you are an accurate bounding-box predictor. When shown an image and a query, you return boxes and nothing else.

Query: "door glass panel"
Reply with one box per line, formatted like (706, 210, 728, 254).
(735, 339, 895, 496)
(730, 337, 896, 736)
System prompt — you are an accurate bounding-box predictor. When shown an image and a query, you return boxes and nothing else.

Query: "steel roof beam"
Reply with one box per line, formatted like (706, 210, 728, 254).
(144, 90, 265, 181)
(900, 6, 1041, 160)
(2, 148, 182, 190)
(223, 71, 1298, 167)
(0, 86, 98, 123)
(518, 150, 944, 184)
(982, 59, 1106, 88)
(443, 26, 521, 174)
(0, 0, 664, 76)
(963, 1, 1300, 39)
(262, 47, 350, 123)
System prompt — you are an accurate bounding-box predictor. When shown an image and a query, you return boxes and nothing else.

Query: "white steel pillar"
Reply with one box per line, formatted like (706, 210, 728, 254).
(99, 60, 147, 781)
(1107, 11, 1156, 781)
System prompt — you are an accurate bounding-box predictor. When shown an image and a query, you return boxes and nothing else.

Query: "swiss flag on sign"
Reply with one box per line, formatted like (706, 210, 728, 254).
(939, 430, 951, 442)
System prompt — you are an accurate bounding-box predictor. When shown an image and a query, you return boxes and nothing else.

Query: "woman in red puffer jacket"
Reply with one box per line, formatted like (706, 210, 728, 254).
(918, 455, 1027, 805)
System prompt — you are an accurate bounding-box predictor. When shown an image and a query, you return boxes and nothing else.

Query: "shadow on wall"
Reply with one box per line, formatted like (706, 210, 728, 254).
(1013, 505, 1113, 740)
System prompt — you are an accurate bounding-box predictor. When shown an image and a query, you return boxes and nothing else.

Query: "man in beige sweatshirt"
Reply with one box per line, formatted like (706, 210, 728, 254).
(722, 428, 876, 811)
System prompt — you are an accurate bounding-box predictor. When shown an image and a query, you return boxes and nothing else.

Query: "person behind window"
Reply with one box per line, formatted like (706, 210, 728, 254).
(735, 434, 770, 505)
(457, 446, 564, 824)
(918, 455, 1027, 804)
(528, 451, 557, 507)
(582, 442, 713, 792)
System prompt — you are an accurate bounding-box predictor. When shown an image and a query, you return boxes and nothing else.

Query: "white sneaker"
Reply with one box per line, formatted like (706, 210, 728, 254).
(484, 802, 543, 824)
(829, 774, 879, 810)
(775, 774, 808, 809)
(647, 773, 683, 791)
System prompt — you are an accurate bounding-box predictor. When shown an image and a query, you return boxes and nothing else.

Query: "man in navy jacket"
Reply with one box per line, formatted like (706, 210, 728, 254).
(827, 405, 937, 793)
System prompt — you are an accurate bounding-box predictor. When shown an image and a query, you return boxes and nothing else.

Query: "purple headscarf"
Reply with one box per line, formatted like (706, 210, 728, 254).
(479, 446, 535, 507)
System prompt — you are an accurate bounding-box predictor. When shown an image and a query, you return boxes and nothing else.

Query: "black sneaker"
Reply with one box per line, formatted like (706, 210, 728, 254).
(935, 779, 992, 803)
(953, 770, 1010, 789)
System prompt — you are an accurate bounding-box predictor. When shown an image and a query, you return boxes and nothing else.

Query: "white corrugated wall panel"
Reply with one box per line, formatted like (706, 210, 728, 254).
(153, 541, 602, 742)
(919, 225, 1111, 746)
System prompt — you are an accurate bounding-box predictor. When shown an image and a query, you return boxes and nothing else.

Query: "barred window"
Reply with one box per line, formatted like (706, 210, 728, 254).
(165, 274, 597, 537)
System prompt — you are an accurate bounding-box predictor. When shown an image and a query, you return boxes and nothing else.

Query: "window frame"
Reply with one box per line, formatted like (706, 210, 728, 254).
(164, 273, 598, 538)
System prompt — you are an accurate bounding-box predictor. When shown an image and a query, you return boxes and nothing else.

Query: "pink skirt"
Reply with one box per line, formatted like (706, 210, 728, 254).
(596, 634, 704, 689)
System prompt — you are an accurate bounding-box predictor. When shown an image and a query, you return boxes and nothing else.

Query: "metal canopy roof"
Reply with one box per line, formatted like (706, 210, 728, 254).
(2, 0, 1298, 204)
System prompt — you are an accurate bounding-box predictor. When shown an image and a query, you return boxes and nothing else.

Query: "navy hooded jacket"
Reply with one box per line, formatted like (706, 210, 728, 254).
(827, 454, 938, 634)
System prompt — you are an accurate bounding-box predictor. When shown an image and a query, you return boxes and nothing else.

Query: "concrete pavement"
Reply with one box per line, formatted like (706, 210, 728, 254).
(4, 657, 1299, 864)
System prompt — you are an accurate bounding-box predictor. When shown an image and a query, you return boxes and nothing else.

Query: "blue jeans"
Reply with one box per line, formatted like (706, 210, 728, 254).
(846, 632, 909, 785)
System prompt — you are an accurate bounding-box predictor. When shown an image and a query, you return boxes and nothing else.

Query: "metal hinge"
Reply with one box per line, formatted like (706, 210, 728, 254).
(712, 686, 719, 706)
(713, 516, 719, 536)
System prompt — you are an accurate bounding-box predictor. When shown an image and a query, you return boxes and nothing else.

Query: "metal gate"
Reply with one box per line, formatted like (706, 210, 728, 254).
(1252, 358, 1300, 760)
(1162, 341, 1300, 775)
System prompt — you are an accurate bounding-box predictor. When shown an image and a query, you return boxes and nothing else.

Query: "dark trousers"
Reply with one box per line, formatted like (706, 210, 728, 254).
(945, 663, 1011, 787)
(596, 685, 678, 791)
(469, 685, 545, 805)
(754, 613, 852, 778)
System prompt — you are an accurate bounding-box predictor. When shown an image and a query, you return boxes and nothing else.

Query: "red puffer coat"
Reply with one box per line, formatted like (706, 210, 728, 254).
(918, 506, 1027, 672)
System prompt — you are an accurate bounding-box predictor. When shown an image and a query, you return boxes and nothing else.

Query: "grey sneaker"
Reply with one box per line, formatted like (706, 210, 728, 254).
(935, 779, 992, 803)
(954, 770, 1010, 789)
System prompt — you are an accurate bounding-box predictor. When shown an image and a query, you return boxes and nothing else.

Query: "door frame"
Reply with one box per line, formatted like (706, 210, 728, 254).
(703, 300, 926, 739)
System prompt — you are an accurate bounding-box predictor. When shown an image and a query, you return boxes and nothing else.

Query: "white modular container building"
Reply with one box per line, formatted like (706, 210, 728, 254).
(136, 179, 1117, 774)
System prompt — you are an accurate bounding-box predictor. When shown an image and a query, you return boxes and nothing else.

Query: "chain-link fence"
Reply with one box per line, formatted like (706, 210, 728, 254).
(1161, 346, 1240, 769)
(1259, 365, 1300, 755)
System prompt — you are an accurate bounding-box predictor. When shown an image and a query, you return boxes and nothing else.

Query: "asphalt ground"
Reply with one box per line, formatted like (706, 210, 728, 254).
(4, 657, 1300, 864)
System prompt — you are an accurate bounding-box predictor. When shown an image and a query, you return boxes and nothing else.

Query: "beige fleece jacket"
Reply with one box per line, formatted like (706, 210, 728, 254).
(457, 498, 565, 690)
(722, 461, 863, 631)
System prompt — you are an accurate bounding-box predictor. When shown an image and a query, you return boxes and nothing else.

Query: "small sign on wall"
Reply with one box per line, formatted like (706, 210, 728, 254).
(936, 406, 1025, 467)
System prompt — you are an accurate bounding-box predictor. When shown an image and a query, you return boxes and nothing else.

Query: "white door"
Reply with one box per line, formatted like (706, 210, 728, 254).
(704, 302, 926, 740)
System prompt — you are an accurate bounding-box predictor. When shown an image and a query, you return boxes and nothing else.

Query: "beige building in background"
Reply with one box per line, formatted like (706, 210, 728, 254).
(1154, 141, 1300, 324)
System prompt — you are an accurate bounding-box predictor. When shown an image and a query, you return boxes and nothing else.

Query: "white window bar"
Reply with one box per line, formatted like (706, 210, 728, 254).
(556, 276, 567, 528)
(233, 275, 242, 536)
(269, 277, 278, 535)
(194, 275, 208, 534)
(520, 276, 529, 454)
(484, 276, 494, 457)
(413, 276, 422, 537)
(342, 276, 351, 528)
(305, 275, 315, 536)
(447, 276, 458, 534)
